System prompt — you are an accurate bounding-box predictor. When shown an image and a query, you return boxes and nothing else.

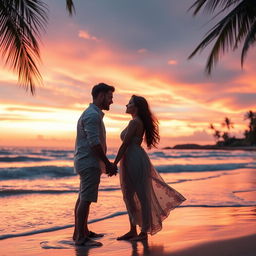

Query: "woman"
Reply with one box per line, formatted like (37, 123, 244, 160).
(114, 95, 186, 241)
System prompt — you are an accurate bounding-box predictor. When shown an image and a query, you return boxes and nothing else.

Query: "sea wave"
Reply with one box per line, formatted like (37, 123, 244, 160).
(169, 173, 231, 185)
(157, 163, 253, 173)
(0, 166, 75, 180)
(149, 151, 254, 159)
(0, 150, 12, 155)
(0, 153, 113, 163)
(0, 186, 121, 197)
(0, 149, 74, 162)
(1, 203, 256, 241)
(0, 162, 253, 180)
(0, 189, 77, 196)
(0, 156, 51, 162)
(0, 172, 241, 197)
(1, 148, 255, 162)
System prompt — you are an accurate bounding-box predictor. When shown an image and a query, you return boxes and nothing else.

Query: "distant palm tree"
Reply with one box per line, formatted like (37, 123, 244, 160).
(222, 117, 234, 130)
(209, 123, 221, 142)
(213, 129, 221, 142)
(0, 0, 75, 94)
(244, 110, 256, 131)
(189, 0, 256, 74)
(244, 110, 256, 145)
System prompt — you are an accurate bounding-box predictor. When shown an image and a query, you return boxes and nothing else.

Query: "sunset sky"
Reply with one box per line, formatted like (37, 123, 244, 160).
(0, 0, 255, 148)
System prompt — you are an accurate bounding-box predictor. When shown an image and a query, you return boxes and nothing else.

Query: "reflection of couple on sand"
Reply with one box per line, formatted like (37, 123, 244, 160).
(75, 238, 164, 256)
(73, 83, 186, 247)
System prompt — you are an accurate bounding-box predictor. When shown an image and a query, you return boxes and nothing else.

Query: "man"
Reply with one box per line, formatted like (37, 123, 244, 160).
(73, 83, 117, 246)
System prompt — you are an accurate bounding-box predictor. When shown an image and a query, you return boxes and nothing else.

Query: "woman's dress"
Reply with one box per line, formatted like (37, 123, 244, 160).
(119, 128, 186, 235)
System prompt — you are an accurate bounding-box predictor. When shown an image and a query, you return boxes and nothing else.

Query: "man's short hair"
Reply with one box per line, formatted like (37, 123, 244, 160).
(91, 83, 115, 99)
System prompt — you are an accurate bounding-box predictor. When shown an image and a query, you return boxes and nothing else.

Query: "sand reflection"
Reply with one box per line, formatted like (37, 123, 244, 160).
(129, 239, 165, 256)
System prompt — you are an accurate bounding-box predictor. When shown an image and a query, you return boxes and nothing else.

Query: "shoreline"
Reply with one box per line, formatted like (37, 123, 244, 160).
(1, 206, 255, 256)
(164, 145, 256, 151)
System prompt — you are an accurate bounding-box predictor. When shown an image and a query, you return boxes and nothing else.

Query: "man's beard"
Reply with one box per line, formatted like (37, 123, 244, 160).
(102, 97, 110, 110)
(102, 102, 110, 110)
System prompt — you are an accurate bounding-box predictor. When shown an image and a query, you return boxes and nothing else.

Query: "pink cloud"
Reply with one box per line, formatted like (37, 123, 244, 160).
(167, 59, 177, 65)
(78, 30, 99, 41)
(137, 48, 148, 54)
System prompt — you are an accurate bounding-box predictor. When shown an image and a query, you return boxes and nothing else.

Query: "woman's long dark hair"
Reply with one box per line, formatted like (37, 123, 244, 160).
(132, 95, 160, 149)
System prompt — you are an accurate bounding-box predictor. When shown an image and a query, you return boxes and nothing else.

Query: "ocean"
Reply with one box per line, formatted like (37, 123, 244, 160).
(0, 147, 256, 240)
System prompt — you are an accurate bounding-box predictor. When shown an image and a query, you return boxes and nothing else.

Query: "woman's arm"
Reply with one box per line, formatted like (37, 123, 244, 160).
(114, 120, 137, 165)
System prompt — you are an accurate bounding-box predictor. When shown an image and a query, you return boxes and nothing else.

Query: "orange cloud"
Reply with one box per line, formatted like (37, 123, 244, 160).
(1, 20, 255, 148)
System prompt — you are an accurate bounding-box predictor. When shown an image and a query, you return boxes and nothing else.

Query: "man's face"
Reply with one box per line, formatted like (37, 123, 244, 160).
(101, 91, 113, 110)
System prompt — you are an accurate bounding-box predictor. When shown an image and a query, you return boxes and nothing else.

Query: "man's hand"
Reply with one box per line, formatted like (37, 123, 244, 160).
(106, 162, 118, 177)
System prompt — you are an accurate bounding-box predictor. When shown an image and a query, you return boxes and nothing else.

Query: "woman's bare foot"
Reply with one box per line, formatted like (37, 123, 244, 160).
(117, 231, 137, 240)
(130, 232, 148, 241)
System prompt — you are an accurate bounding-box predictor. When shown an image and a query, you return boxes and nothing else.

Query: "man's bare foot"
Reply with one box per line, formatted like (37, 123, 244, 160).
(74, 230, 104, 241)
(88, 231, 104, 238)
(129, 232, 148, 241)
(117, 231, 137, 240)
(75, 237, 103, 247)
(72, 230, 77, 241)
(75, 236, 86, 246)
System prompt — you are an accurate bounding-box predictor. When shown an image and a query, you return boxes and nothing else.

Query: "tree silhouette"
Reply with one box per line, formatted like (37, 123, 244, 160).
(189, 0, 256, 74)
(210, 111, 256, 146)
(209, 123, 221, 142)
(244, 110, 256, 145)
(222, 117, 234, 130)
(210, 117, 235, 145)
(0, 0, 75, 94)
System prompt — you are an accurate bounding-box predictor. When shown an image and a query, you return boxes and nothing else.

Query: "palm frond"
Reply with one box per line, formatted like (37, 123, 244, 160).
(241, 19, 256, 65)
(189, 0, 208, 15)
(188, 0, 254, 74)
(0, 0, 48, 94)
(189, 0, 242, 15)
(66, 0, 75, 15)
(233, 6, 254, 51)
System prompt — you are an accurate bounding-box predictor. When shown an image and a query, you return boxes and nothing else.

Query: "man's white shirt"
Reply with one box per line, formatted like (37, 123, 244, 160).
(74, 103, 106, 173)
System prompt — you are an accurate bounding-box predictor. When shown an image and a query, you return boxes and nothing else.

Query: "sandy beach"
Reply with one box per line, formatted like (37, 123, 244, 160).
(1, 206, 255, 256)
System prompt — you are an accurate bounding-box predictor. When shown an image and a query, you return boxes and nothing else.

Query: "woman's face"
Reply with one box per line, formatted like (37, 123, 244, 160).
(126, 97, 137, 114)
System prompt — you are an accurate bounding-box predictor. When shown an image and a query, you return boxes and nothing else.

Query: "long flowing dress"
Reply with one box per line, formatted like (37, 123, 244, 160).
(119, 128, 186, 235)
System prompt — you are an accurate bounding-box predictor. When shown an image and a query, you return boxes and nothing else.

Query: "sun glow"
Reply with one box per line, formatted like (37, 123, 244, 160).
(0, 1, 255, 148)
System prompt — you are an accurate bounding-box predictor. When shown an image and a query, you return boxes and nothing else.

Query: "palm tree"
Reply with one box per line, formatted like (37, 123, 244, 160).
(244, 110, 255, 131)
(209, 123, 221, 142)
(222, 117, 234, 130)
(0, 0, 75, 94)
(188, 0, 256, 74)
(244, 110, 256, 133)
(244, 110, 256, 145)
(213, 129, 221, 142)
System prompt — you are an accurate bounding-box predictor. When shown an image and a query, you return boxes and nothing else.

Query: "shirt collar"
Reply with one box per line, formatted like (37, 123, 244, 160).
(90, 103, 104, 118)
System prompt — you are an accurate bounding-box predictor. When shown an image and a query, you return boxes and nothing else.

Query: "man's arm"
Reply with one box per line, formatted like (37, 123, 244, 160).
(83, 113, 117, 174)
(91, 144, 114, 169)
(92, 144, 117, 176)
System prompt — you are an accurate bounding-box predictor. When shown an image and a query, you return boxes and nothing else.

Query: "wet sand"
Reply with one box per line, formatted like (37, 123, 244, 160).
(0, 206, 255, 256)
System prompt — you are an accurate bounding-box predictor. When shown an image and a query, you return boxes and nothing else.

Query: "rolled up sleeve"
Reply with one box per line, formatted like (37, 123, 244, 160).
(83, 114, 101, 147)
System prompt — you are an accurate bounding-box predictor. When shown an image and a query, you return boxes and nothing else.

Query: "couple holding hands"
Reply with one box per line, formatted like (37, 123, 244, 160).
(73, 83, 186, 247)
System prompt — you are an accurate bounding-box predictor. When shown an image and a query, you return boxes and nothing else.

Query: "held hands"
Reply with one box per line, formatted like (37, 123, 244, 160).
(106, 162, 118, 177)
